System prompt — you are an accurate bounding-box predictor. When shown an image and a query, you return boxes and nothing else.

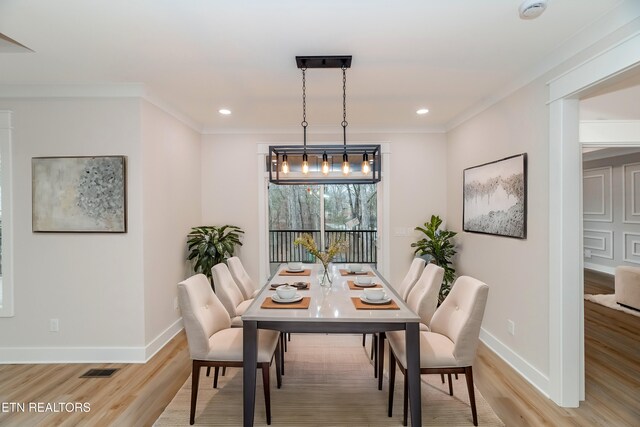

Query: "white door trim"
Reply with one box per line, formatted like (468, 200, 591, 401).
(0, 110, 14, 317)
(548, 30, 640, 407)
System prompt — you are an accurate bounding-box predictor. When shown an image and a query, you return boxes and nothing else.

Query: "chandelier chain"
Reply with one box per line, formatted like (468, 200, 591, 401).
(301, 67, 307, 128)
(342, 66, 348, 128)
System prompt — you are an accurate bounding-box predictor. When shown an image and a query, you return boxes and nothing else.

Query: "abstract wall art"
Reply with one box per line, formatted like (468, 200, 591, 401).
(463, 153, 527, 239)
(32, 156, 127, 233)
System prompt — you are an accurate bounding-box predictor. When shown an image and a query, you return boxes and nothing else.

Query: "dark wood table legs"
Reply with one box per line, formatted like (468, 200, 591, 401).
(405, 322, 421, 427)
(243, 320, 258, 427)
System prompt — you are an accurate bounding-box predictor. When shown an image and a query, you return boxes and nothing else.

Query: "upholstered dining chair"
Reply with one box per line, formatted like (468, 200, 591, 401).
(387, 275, 489, 426)
(211, 263, 254, 327)
(375, 263, 444, 390)
(177, 274, 281, 425)
(228, 256, 261, 299)
(364, 257, 427, 357)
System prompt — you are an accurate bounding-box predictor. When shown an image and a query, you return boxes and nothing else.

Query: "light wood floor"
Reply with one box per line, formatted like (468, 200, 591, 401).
(474, 269, 640, 426)
(1, 271, 638, 426)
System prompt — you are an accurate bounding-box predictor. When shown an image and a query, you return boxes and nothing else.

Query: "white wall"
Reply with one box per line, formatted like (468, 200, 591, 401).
(446, 80, 551, 377)
(141, 101, 201, 347)
(0, 98, 145, 361)
(201, 132, 447, 289)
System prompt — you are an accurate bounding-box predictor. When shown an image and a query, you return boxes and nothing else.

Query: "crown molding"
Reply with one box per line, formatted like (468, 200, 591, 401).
(201, 124, 446, 135)
(0, 83, 146, 98)
(0, 83, 203, 133)
(445, 3, 640, 132)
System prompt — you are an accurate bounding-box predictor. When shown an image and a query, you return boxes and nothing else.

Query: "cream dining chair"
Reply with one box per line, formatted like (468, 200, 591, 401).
(227, 256, 261, 299)
(387, 275, 489, 426)
(365, 257, 427, 356)
(368, 258, 427, 372)
(375, 263, 444, 390)
(211, 263, 254, 327)
(177, 274, 281, 425)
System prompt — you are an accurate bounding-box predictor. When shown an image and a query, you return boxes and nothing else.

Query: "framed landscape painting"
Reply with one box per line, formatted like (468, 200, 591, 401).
(32, 156, 127, 233)
(463, 153, 527, 239)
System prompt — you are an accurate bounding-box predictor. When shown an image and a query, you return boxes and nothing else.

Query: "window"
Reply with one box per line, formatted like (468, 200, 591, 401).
(0, 111, 13, 317)
(268, 183, 377, 272)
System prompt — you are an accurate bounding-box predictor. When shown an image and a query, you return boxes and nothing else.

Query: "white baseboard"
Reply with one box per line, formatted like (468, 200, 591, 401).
(0, 318, 183, 364)
(480, 328, 550, 398)
(583, 262, 615, 276)
(144, 318, 183, 361)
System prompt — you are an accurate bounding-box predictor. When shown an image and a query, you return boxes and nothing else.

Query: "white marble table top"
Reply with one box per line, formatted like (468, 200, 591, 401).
(241, 263, 420, 323)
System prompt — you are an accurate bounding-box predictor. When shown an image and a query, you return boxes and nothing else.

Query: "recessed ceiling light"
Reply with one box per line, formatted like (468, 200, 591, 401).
(416, 108, 429, 115)
(218, 109, 232, 115)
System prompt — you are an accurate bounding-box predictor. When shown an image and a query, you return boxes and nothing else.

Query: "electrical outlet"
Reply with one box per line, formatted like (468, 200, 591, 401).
(507, 319, 515, 336)
(49, 318, 59, 332)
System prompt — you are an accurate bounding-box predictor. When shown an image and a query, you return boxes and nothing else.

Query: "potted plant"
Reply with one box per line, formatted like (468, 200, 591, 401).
(187, 225, 244, 289)
(411, 215, 457, 303)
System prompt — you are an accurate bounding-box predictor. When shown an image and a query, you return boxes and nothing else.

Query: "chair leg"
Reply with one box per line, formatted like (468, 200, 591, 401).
(222, 367, 226, 376)
(447, 373, 453, 396)
(362, 333, 366, 346)
(279, 334, 285, 376)
(288, 332, 291, 341)
(275, 341, 282, 389)
(402, 370, 408, 427)
(388, 350, 396, 417)
(373, 334, 378, 378)
(455, 373, 459, 380)
(465, 366, 478, 426)
(213, 366, 220, 389)
(371, 333, 376, 360)
(206, 366, 211, 377)
(441, 373, 445, 383)
(378, 332, 385, 390)
(284, 333, 288, 352)
(190, 361, 201, 425)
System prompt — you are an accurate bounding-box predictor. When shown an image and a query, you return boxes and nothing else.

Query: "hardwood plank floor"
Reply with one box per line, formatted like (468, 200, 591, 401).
(474, 269, 640, 426)
(1, 271, 638, 426)
(0, 332, 190, 426)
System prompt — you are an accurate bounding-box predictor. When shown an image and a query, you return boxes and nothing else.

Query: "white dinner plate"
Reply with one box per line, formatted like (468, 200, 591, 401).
(359, 295, 392, 305)
(271, 294, 303, 304)
(285, 269, 304, 273)
(354, 282, 376, 288)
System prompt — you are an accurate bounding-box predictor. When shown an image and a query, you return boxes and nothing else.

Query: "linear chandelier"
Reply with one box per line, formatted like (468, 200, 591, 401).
(268, 55, 381, 185)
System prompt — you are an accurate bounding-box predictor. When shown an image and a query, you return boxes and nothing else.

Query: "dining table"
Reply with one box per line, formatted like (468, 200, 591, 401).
(241, 263, 422, 426)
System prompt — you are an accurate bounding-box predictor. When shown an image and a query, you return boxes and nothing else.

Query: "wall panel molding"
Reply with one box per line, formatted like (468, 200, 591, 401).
(583, 229, 613, 259)
(583, 167, 612, 222)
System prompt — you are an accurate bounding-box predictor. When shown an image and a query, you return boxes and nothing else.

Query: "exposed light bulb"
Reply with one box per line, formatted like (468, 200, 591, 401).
(342, 153, 350, 175)
(302, 153, 309, 174)
(362, 152, 370, 175)
(282, 154, 289, 174)
(322, 152, 330, 175)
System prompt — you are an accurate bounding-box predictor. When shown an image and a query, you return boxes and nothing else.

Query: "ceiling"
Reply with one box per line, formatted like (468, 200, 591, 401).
(0, 0, 629, 133)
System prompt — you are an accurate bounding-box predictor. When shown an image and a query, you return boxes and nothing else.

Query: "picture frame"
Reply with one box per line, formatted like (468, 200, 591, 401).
(463, 153, 527, 239)
(32, 156, 127, 233)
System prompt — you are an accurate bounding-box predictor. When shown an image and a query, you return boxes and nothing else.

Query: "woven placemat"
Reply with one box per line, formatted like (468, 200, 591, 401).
(261, 296, 311, 309)
(279, 269, 312, 276)
(347, 280, 382, 290)
(339, 269, 374, 277)
(351, 297, 399, 310)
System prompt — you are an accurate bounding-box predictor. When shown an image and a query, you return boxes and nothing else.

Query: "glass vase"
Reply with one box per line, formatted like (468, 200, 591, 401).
(319, 263, 333, 288)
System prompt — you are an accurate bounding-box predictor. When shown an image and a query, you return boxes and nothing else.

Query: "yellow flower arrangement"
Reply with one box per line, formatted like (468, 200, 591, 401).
(294, 233, 348, 285)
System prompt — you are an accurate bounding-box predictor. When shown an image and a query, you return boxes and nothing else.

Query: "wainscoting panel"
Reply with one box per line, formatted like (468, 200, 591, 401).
(583, 229, 613, 259)
(623, 163, 640, 224)
(583, 167, 612, 222)
(623, 232, 640, 264)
